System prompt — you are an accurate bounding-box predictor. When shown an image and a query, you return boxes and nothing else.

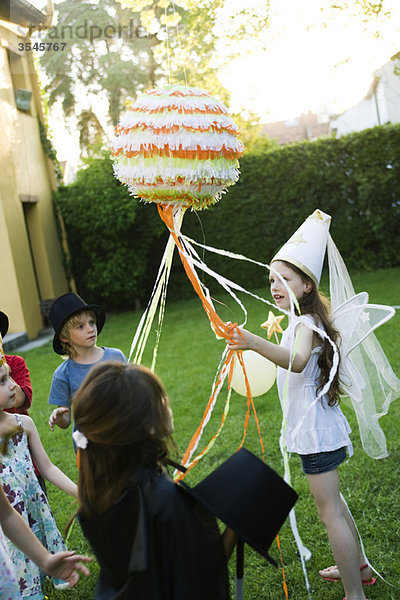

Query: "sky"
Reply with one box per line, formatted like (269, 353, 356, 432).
(217, 0, 400, 122)
(28, 0, 400, 164)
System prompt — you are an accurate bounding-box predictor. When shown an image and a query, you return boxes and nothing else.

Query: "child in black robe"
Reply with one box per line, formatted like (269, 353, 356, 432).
(72, 361, 236, 600)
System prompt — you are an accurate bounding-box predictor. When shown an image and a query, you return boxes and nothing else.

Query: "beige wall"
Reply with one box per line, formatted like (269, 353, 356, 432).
(0, 22, 68, 339)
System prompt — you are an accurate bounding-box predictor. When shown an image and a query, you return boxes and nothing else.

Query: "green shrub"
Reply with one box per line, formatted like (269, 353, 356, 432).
(181, 123, 400, 289)
(54, 155, 165, 309)
(55, 124, 400, 309)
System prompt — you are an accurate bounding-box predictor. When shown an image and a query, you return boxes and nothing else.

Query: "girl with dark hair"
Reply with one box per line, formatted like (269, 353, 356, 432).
(227, 210, 374, 600)
(72, 361, 236, 600)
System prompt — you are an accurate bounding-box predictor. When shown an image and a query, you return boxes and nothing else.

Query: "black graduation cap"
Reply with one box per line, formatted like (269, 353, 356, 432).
(181, 448, 298, 565)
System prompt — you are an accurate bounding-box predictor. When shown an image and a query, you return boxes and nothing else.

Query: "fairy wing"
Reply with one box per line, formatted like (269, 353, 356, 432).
(331, 293, 400, 458)
(332, 292, 395, 354)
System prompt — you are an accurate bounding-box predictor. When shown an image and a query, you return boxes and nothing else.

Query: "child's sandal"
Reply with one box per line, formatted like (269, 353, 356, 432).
(359, 563, 376, 586)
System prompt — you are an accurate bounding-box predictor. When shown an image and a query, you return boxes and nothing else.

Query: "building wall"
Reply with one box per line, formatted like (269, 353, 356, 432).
(331, 56, 400, 136)
(379, 58, 400, 124)
(0, 21, 68, 339)
(331, 96, 380, 136)
(262, 112, 331, 145)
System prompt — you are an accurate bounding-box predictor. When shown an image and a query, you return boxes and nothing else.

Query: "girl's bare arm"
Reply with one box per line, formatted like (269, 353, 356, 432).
(0, 486, 90, 584)
(22, 415, 78, 498)
(226, 323, 314, 372)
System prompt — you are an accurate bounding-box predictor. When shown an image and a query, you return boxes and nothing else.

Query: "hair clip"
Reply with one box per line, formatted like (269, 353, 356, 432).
(72, 430, 89, 449)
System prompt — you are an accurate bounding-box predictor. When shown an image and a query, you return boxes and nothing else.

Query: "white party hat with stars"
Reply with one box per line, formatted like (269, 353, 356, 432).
(271, 208, 331, 286)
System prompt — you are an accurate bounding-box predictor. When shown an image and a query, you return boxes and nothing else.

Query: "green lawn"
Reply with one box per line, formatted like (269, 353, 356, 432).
(20, 266, 400, 600)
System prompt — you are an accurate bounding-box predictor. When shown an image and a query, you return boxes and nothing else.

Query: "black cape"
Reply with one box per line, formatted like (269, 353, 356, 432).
(79, 467, 230, 600)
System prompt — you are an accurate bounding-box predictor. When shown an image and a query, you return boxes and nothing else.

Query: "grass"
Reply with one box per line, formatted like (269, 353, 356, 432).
(19, 266, 400, 600)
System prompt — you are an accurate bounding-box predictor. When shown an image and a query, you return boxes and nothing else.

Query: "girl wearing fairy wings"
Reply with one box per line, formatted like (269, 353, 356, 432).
(227, 209, 400, 600)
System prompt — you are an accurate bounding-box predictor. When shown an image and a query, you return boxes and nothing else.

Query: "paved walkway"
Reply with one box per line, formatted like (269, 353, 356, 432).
(3, 329, 53, 353)
(18, 333, 53, 352)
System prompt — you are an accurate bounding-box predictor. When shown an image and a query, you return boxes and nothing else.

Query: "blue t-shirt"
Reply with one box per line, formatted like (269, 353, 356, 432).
(48, 347, 127, 409)
(49, 347, 127, 451)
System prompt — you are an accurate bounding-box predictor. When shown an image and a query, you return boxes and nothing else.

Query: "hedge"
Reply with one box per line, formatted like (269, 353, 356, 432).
(54, 123, 400, 309)
(53, 156, 165, 309)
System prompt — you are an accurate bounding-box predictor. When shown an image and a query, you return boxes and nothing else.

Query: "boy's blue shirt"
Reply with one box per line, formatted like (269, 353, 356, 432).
(48, 346, 127, 408)
(48, 347, 127, 451)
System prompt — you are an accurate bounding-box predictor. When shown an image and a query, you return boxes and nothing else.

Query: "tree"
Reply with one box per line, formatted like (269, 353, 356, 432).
(39, 0, 271, 152)
(329, 1, 385, 17)
(39, 0, 156, 151)
(117, 0, 270, 97)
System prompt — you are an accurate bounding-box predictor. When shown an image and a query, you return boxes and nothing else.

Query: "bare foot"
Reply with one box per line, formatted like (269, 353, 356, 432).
(319, 563, 375, 585)
(319, 565, 340, 580)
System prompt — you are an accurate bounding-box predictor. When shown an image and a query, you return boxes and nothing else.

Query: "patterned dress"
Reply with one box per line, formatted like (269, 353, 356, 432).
(0, 526, 21, 599)
(0, 415, 68, 599)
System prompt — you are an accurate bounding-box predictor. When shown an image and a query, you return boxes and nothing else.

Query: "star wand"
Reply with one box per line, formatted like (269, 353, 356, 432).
(260, 311, 285, 343)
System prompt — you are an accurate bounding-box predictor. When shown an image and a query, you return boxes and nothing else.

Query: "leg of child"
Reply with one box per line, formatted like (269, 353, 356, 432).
(318, 495, 374, 584)
(307, 469, 368, 600)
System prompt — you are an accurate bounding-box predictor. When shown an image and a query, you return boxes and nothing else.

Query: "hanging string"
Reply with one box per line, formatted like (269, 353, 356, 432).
(164, 0, 171, 84)
(170, 0, 188, 86)
(163, 0, 188, 86)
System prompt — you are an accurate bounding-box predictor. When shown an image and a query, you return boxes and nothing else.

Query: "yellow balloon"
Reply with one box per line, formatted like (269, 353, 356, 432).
(231, 350, 276, 397)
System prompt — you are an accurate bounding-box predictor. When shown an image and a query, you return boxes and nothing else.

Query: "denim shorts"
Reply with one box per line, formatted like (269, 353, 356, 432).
(299, 447, 347, 475)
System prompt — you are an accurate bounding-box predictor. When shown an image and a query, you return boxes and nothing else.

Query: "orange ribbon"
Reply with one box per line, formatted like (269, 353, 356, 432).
(157, 203, 265, 476)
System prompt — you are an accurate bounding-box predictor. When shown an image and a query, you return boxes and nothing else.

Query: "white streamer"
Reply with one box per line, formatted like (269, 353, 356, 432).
(179, 234, 313, 589)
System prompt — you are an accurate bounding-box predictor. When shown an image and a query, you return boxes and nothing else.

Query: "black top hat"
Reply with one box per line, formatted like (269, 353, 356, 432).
(0, 312, 9, 338)
(49, 293, 105, 355)
(181, 448, 298, 565)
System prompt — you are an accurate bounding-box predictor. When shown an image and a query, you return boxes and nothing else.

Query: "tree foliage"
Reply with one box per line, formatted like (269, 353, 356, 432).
(39, 0, 157, 149)
(39, 0, 270, 152)
(179, 122, 400, 292)
(329, 1, 385, 17)
(116, 0, 270, 91)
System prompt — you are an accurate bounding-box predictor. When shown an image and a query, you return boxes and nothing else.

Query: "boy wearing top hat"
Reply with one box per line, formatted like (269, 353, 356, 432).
(48, 293, 126, 448)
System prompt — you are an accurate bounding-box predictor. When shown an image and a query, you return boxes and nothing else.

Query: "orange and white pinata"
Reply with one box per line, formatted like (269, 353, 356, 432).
(112, 84, 244, 210)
